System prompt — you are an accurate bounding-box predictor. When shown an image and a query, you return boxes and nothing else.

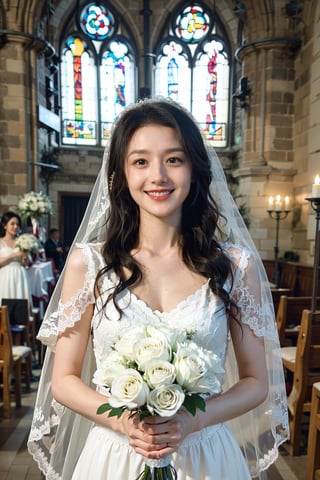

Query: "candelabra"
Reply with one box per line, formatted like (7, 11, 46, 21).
(305, 197, 320, 313)
(267, 207, 290, 288)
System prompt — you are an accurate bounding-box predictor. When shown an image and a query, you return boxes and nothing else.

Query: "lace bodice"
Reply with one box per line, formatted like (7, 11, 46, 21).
(93, 273, 228, 377)
(43, 242, 276, 372)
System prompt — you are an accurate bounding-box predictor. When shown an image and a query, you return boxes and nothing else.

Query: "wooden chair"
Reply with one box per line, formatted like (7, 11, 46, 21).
(279, 262, 298, 293)
(276, 295, 317, 346)
(1, 298, 36, 354)
(271, 287, 293, 314)
(307, 382, 320, 480)
(0, 301, 33, 391)
(0, 305, 22, 418)
(281, 309, 320, 455)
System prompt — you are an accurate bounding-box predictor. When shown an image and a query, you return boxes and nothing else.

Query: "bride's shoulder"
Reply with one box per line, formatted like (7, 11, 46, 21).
(221, 241, 250, 258)
(66, 242, 105, 270)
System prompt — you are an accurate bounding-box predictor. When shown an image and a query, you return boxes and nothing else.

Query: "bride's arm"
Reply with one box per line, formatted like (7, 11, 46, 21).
(52, 248, 123, 428)
(51, 248, 168, 459)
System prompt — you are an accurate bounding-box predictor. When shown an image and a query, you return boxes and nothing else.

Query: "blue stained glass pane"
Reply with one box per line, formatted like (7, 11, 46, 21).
(155, 41, 190, 107)
(100, 40, 135, 144)
(80, 3, 115, 40)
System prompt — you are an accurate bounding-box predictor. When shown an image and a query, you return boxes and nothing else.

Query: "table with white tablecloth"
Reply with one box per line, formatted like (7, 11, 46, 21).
(27, 261, 54, 319)
(27, 261, 54, 298)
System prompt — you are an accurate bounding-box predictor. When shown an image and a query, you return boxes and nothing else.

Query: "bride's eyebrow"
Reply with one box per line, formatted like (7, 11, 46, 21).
(127, 147, 186, 157)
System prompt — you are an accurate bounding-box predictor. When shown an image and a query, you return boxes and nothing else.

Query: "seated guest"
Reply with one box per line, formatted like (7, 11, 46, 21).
(44, 228, 65, 274)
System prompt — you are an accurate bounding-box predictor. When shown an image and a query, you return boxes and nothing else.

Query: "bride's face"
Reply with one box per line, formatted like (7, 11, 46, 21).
(124, 124, 192, 224)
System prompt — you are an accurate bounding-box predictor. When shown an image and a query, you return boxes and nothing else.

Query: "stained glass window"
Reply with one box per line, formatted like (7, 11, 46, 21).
(61, 2, 136, 146)
(80, 3, 115, 40)
(174, 4, 210, 43)
(155, 40, 190, 106)
(100, 40, 135, 144)
(61, 36, 97, 145)
(155, 2, 230, 147)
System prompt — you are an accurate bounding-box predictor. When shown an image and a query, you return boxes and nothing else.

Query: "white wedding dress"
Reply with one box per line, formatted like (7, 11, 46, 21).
(28, 242, 288, 479)
(0, 239, 31, 303)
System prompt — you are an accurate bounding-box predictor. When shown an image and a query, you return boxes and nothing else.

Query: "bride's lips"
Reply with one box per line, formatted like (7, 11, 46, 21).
(145, 189, 174, 200)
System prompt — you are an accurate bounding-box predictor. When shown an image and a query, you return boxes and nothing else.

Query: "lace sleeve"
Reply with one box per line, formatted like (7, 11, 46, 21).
(37, 243, 103, 350)
(223, 243, 289, 476)
(227, 244, 278, 342)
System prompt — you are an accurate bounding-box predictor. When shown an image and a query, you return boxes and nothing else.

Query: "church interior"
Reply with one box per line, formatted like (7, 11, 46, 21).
(1, 0, 320, 479)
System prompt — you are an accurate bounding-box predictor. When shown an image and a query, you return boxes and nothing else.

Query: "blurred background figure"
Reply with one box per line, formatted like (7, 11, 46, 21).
(44, 228, 66, 275)
(0, 211, 31, 303)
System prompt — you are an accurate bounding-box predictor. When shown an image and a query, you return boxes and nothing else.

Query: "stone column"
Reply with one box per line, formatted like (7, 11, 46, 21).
(233, 37, 300, 258)
(0, 30, 54, 212)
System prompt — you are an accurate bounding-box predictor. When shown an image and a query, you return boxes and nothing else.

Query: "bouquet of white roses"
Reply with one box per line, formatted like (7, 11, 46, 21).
(16, 233, 40, 254)
(17, 191, 53, 219)
(94, 323, 224, 480)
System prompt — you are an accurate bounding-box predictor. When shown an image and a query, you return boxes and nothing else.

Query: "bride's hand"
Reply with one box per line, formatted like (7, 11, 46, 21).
(120, 409, 195, 459)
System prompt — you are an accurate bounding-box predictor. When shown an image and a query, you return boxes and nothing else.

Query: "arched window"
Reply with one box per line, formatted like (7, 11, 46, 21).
(61, 2, 137, 146)
(154, 3, 231, 147)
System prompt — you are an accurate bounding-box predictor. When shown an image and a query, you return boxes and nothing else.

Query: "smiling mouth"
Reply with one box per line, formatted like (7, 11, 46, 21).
(146, 190, 173, 198)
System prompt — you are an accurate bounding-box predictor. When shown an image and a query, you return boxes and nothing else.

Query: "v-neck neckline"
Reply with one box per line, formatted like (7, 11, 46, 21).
(125, 279, 210, 317)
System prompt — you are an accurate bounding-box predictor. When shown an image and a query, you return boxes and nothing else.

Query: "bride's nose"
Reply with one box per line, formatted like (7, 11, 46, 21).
(150, 161, 168, 183)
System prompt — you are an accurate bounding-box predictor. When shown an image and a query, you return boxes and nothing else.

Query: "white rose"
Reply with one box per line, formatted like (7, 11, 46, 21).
(108, 369, 149, 410)
(115, 324, 147, 360)
(135, 336, 171, 372)
(144, 360, 176, 389)
(30, 203, 39, 212)
(93, 351, 126, 387)
(173, 341, 224, 394)
(150, 324, 188, 352)
(147, 384, 185, 417)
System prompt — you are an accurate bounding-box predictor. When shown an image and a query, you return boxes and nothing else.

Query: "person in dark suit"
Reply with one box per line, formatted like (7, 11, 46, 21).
(44, 228, 65, 274)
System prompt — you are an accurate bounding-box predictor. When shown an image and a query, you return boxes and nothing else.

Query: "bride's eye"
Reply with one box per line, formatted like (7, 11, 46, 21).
(167, 157, 183, 164)
(134, 158, 147, 166)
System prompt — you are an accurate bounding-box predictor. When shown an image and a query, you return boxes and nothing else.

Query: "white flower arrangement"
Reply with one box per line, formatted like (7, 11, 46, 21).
(94, 323, 224, 479)
(17, 191, 53, 219)
(15, 233, 40, 253)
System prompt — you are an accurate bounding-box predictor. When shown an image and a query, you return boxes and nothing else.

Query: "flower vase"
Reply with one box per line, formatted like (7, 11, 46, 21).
(31, 217, 40, 238)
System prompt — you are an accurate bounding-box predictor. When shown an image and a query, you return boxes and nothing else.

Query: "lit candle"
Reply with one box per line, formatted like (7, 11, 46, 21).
(312, 174, 320, 198)
(275, 194, 281, 211)
(284, 196, 290, 209)
(268, 196, 274, 209)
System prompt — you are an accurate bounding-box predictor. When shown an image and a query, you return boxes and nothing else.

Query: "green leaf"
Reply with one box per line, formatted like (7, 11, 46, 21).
(96, 403, 113, 415)
(183, 393, 206, 416)
(96, 403, 125, 418)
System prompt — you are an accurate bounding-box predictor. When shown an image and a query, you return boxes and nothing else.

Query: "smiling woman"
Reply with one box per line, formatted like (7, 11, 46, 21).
(28, 98, 289, 480)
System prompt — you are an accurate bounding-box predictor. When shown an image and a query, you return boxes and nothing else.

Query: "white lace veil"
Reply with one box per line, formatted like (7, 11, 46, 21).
(28, 99, 289, 479)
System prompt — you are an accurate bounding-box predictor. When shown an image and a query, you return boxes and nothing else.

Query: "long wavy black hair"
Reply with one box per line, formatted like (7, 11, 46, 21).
(95, 99, 237, 319)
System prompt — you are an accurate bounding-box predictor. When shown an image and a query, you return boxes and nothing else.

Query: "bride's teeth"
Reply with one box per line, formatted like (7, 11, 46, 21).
(149, 191, 170, 197)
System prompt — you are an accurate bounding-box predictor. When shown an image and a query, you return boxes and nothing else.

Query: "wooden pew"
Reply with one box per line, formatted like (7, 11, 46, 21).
(281, 309, 320, 455)
(307, 382, 320, 480)
(271, 288, 293, 317)
(0, 306, 22, 418)
(276, 296, 317, 347)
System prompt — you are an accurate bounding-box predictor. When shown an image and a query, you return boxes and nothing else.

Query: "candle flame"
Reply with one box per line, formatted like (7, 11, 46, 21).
(314, 174, 320, 185)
